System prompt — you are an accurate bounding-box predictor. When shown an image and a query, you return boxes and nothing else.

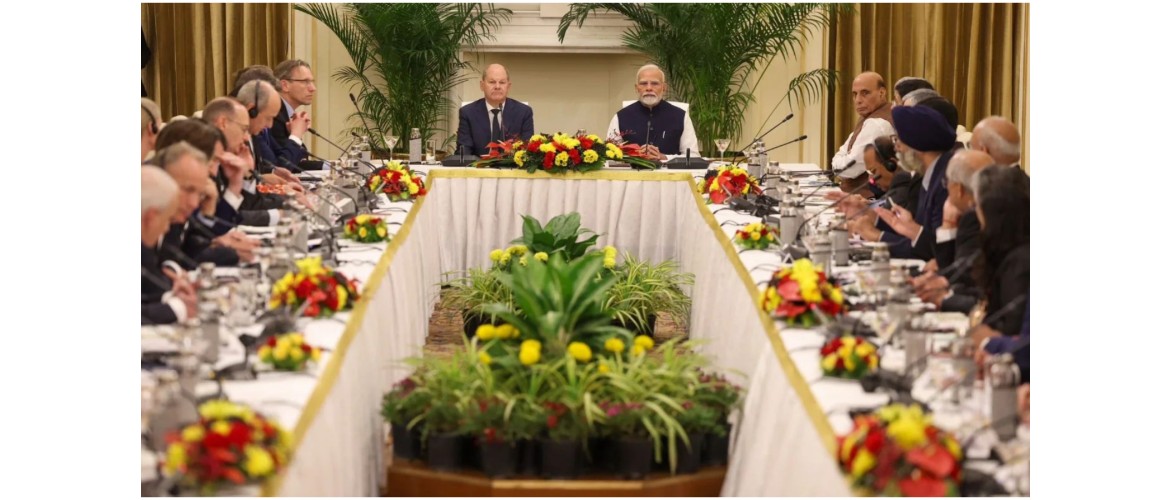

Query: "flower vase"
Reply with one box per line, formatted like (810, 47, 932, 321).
(479, 440, 518, 478)
(615, 437, 654, 479)
(426, 432, 463, 472)
(539, 438, 581, 479)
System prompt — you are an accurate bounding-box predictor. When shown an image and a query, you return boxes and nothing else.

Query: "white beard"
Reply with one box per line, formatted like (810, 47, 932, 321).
(640, 94, 661, 107)
(898, 150, 923, 173)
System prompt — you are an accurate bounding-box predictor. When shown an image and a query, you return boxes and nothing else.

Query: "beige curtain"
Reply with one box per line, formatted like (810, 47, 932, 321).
(825, 3, 1029, 170)
(142, 3, 290, 120)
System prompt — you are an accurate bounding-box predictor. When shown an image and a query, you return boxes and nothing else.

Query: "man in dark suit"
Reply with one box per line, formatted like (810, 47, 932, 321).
(457, 64, 534, 157)
(142, 166, 197, 325)
(272, 59, 316, 168)
(865, 105, 957, 260)
(606, 64, 700, 159)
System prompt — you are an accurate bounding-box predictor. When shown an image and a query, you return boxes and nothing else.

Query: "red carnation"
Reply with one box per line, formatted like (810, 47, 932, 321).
(581, 138, 594, 149)
(266, 336, 277, 347)
(227, 421, 252, 447)
(547, 414, 558, 428)
(527, 141, 541, 153)
(543, 152, 555, 169)
(294, 279, 317, 299)
(568, 148, 580, 164)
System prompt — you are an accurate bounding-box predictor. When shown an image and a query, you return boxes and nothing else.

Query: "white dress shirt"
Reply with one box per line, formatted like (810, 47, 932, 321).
(831, 118, 895, 178)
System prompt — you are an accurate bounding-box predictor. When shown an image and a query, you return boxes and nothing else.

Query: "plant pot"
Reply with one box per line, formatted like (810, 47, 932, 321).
(586, 436, 614, 474)
(673, 432, 705, 474)
(461, 434, 480, 470)
(426, 432, 463, 472)
(462, 312, 500, 339)
(539, 438, 581, 479)
(479, 440, 518, 478)
(614, 437, 654, 479)
(391, 423, 422, 460)
(517, 439, 541, 476)
(703, 425, 732, 466)
(612, 314, 657, 336)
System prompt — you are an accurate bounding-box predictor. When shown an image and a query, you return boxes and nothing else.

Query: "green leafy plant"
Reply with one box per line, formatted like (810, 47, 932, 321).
(606, 252, 695, 333)
(673, 401, 721, 435)
(511, 212, 601, 261)
(484, 252, 631, 358)
(381, 375, 429, 427)
(439, 267, 514, 326)
(694, 370, 744, 436)
(296, 3, 512, 152)
(557, 3, 844, 154)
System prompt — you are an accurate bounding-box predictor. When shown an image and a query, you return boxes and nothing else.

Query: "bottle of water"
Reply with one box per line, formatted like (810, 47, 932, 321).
(409, 128, 422, 163)
(359, 135, 371, 163)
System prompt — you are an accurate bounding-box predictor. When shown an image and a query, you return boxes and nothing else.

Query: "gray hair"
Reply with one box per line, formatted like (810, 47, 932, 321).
(902, 88, 940, 107)
(946, 150, 994, 191)
(975, 117, 1022, 165)
(142, 165, 178, 216)
(201, 97, 243, 125)
(635, 64, 666, 83)
(236, 80, 276, 114)
(141, 98, 162, 134)
(155, 141, 208, 172)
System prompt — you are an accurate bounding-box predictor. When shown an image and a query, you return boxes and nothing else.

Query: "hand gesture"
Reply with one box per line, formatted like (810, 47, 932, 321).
(874, 202, 922, 240)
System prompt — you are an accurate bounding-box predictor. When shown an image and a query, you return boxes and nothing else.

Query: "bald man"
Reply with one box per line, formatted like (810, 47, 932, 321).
(831, 72, 896, 191)
(456, 64, 535, 157)
(970, 116, 1022, 169)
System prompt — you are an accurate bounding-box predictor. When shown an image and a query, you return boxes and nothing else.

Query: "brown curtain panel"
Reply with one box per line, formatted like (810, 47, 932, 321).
(825, 3, 1029, 170)
(142, 3, 290, 120)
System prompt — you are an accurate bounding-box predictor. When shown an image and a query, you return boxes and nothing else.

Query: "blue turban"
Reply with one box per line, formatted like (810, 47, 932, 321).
(892, 105, 956, 152)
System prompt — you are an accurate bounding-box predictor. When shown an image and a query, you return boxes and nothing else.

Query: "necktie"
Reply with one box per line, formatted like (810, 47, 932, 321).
(490, 108, 501, 143)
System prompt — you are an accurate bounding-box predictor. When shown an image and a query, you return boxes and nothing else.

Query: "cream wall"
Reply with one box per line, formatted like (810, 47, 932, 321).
(294, 3, 829, 166)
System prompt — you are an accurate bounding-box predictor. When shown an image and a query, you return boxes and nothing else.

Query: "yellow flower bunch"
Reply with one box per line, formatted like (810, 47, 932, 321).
(583, 149, 599, 163)
(165, 400, 292, 491)
(258, 332, 322, 371)
(539, 142, 556, 153)
(605, 142, 623, 159)
(476, 323, 519, 341)
(534, 252, 549, 262)
(530, 134, 544, 143)
(514, 151, 527, 164)
(555, 151, 570, 167)
(734, 222, 777, 250)
(568, 341, 592, 362)
(820, 335, 878, 378)
(603, 245, 618, 269)
(604, 337, 625, 354)
(519, 339, 541, 365)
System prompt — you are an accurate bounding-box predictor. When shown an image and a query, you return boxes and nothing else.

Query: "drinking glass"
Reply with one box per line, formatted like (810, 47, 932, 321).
(425, 140, 436, 163)
(715, 138, 731, 162)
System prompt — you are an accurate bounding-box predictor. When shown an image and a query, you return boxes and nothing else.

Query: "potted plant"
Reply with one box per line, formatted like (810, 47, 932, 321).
(439, 268, 513, 339)
(671, 401, 719, 474)
(510, 212, 601, 262)
(381, 376, 428, 461)
(504, 396, 547, 477)
(695, 370, 744, 466)
(606, 251, 695, 335)
(295, 3, 512, 154)
(464, 396, 520, 478)
(597, 401, 657, 479)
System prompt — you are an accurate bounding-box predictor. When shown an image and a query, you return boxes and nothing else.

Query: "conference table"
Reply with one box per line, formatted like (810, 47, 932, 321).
(141, 162, 1026, 496)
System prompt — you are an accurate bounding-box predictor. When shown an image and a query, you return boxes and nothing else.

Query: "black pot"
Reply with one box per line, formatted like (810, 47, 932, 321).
(673, 432, 705, 474)
(614, 437, 654, 479)
(612, 314, 657, 335)
(517, 439, 541, 476)
(586, 436, 615, 474)
(461, 434, 481, 470)
(426, 432, 463, 472)
(703, 425, 732, 466)
(539, 438, 581, 479)
(391, 423, 423, 460)
(480, 440, 518, 478)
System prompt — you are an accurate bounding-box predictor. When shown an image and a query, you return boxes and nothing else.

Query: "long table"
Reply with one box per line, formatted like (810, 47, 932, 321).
(147, 164, 1016, 496)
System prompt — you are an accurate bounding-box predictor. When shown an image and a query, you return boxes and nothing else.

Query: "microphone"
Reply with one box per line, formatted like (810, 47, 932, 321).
(161, 243, 200, 270)
(307, 127, 350, 157)
(349, 93, 388, 156)
(793, 180, 873, 238)
(736, 112, 795, 154)
(731, 134, 808, 162)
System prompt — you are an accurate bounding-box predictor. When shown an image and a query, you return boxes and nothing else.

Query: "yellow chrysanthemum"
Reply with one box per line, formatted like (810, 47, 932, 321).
(355, 214, 371, 224)
(555, 151, 570, 167)
(598, 362, 611, 374)
(289, 333, 304, 346)
(336, 284, 349, 309)
(750, 232, 761, 241)
(211, 420, 232, 436)
(519, 347, 541, 366)
(943, 436, 963, 460)
(634, 335, 654, 350)
(521, 339, 541, 351)
(886, 416, 928, 449)
(408, 182, 420, 195)
(583, 149, 599, 163)
(539, 143, 556, 153)
(489, 249, 504, 262)
(290, 347, 305, 361)
(530, 134, 544, 143)
(376, 225, 388, 238)
(479, 351, 492, 365)
(519, 255, 529, 267)
(850, 449, 876, 479)
(311, 348, 321, 361)
(603, 257, 616, 269)
(514, 151, 527, 164)
(587, 134, 600, 142)
(476, 324, 496, 341)
(165, 442, 186, 473)
(495, 324, 517, 339)
(606, 150, 616, 159)
(513, 140, 525, 150)
(822, 353, 838, 372)
(631, 344, 646, 356)
(257, 345, 272, 361)
(567, 342, 593, 362)
(243, 445, 275, 478)
(603, 245, 617, 258)
(830, 287, 844, 305)
(534, 252, 548, 262)
(604, 337, 625, 354)
(509, 245, 528, 256)
(181, 424, 204, 443)
(855, 342, 875, 358)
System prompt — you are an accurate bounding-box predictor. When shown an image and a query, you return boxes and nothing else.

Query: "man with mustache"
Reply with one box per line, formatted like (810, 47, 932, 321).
(606, 64, 699, 160)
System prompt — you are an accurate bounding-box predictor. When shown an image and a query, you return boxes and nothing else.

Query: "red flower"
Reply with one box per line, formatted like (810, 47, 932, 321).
(294, 279, 317, 299)
(776, 280, 803, 301)
(266, 336, 277, 348)
(581, 138, 594, 149)
(863, 429, 885, 454)
(547, 414, 558, 428)
(568, 148, 580, 164)
(907, 444, 955, 478)
(543, 152, 555, 169)
(227, 421, 252, 447)
(898, 476, 947, 497)
(527, 141, 541, 153)
(483, 427, 499, 443)
(301, 344, 312, 353)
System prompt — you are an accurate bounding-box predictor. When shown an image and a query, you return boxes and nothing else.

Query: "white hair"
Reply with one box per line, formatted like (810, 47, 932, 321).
(635, 64, 666, 83)
(976, 118, 1021, 164)
(142, 165, 178, 216)
(237, 80, 276, 111)
(902, 88, 940, 107)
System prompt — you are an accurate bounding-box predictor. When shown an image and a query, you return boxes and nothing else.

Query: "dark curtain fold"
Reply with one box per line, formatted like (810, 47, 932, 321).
(141, 3, 290, 120)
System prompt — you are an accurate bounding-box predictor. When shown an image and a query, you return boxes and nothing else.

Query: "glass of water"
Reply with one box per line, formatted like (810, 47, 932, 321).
(715, 138, 731, 162)
(426, 140, 436, 163)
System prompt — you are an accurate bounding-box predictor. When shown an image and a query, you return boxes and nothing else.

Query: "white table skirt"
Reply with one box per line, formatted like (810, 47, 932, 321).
(197, 166, 854, 496)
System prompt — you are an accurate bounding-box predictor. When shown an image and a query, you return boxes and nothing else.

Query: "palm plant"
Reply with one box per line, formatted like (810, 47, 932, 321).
(296, 3, 512, 153)
(557, 3, 845, 154)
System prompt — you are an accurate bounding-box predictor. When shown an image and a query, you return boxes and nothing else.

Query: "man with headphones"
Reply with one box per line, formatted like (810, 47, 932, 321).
(863, 135, 914, 208)
(141, 98, 163, 162)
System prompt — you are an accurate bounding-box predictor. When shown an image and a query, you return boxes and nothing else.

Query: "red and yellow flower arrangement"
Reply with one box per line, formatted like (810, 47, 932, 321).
(760, 258, 845, 326)
(701, 164, 763, 204)
(258, 333, 322, 371)
(470, 132, 658, 172)
(838, 403, 963, 496)
(163, 399, 292, 495)
(367, 160, 426, 201)
(268, 256, 361, 317)
(820, 335, 879, 379)
(343, 214, 389, 243)
(734, 222, 778, 250)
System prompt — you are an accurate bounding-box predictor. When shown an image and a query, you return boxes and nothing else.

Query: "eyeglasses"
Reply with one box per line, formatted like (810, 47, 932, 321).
(285, 78, 316, 85)
(889, 134, 900, 145)
(233, 121, 250, 134)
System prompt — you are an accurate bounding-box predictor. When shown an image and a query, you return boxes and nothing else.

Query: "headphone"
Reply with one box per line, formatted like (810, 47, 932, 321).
(871, 136, 898, 173)
(141, 104, 159, 135)
(247, 80, 260, 119)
